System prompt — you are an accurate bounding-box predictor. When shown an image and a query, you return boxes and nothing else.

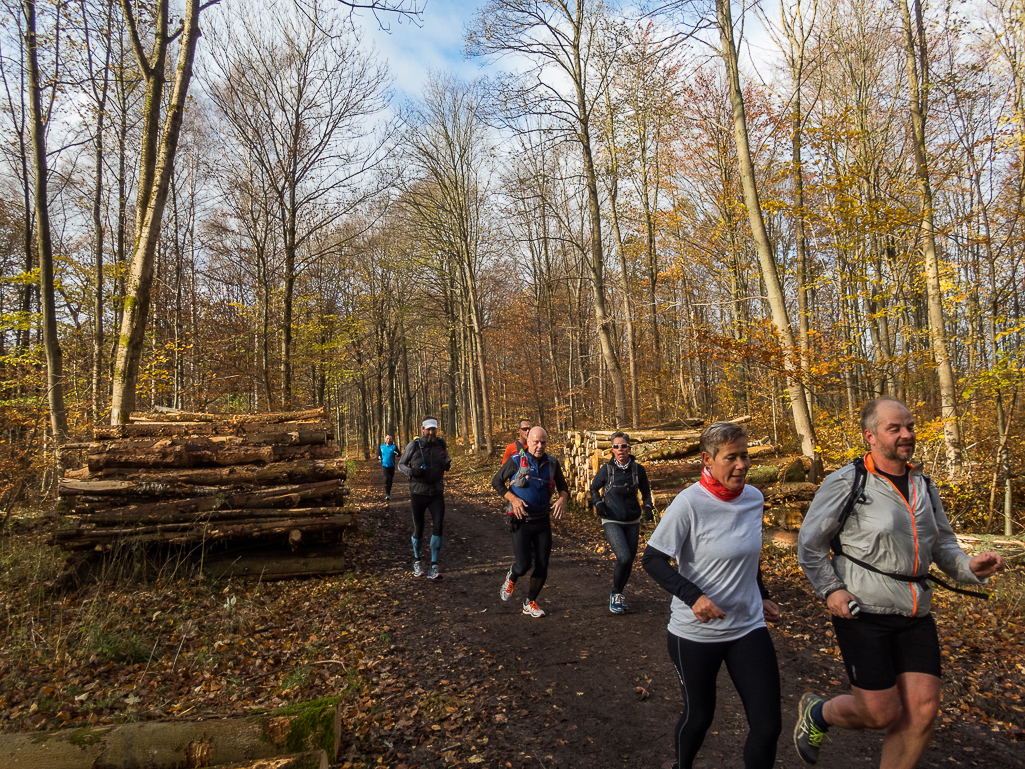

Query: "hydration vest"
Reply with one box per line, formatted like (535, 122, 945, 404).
(509, 449, 556, 512)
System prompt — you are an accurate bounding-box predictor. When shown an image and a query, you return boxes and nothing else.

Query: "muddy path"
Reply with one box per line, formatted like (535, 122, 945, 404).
(347, 462, 1021, 768)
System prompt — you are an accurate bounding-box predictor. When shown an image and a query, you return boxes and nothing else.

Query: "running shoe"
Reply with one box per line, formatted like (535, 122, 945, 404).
(522, 599, 546, 618)
(385, 494, 390, 500)
(427, 563, 440, 580)
(500, 571, 515, 601)
(412, 560, 424, 577)
(609, 592, 627, 614)
(794, 692, 828, 764)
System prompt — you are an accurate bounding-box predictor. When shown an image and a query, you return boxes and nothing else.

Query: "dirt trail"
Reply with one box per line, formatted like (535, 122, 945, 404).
(351, 462, 1021, 768)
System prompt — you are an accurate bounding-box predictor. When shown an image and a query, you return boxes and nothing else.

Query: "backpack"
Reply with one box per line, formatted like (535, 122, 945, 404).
(603, 458, 639, 497)
(830, 458, 987, 599)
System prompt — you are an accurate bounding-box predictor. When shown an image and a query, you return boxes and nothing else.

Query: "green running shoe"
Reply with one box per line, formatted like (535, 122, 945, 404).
(794, 692, 828, 765)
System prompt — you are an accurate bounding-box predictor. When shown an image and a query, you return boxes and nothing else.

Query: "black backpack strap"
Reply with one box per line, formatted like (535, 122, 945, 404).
(839, 552, 989, 599)
(830, 457, 867, 554)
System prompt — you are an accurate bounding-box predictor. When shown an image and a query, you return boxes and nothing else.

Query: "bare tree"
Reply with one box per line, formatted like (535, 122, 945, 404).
(206, 0, 391, 409)
(468, 0, 630, 427)
(401, 73, 495, 453)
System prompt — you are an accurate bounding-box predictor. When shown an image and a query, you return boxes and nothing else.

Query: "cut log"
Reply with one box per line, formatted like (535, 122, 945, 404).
(71, 458, 348, 486)
(0, 699, 342, 769)
(87, 444, 339, 471)
(634, 440, 700, 462)
(588, 416, 751, 441)
(217, 752, 329, 769)
(129, 407, 328, 424)
(199, 547, 349, 580)
(59, 506, 346, 533)
(59, 480, 227, 497)
(94, 420, 334, 440)
(54, 515, 354, 550)
(629, 417, 705, 430)
(76, 489, 343, 522)
(87, 432, 330, 454)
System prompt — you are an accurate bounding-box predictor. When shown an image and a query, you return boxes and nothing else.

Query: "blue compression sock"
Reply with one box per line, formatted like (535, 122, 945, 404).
(430, 535, 442, 563)
(411, 536, 421, 560)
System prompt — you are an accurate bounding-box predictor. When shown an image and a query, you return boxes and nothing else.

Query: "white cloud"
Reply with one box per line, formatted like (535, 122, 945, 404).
(363, 0, 498, 102)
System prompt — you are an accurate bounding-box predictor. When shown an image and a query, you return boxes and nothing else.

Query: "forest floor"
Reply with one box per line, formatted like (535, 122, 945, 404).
(0, 455, 1023, 768)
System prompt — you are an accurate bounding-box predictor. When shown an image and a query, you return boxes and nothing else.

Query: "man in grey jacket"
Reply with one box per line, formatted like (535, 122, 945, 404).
(397, 417, 451, 579)
(794, 396, 1004, 769)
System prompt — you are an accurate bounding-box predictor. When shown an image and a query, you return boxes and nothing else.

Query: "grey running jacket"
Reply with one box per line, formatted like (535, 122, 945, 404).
(397, 437, 451, 496)
(797, 456, 982, 617)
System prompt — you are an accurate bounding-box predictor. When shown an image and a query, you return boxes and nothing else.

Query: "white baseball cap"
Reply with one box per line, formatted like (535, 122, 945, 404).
(422, 418, 439, 429)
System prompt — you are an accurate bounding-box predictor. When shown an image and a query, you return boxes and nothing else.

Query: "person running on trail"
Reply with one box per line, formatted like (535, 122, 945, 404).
(794, 396, 1004, 768)
(642, 421, 781, 769)
(397, 417, 451, 579)
(379, 434, 400, 501)
(492, 426, 569, 618)
(502, 419, 532, 464)
(589, 430, 654, 614)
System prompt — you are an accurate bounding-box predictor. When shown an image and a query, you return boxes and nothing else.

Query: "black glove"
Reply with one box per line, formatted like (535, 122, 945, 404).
(595, 502, 607, 518)
(643, 505, 654, 522)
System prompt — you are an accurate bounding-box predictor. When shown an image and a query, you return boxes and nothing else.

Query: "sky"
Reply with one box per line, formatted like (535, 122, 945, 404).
(359, 0, 785, 110)
(360, 0, 495, 106)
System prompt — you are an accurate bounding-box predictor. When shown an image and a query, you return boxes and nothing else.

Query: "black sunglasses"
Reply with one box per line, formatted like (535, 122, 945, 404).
(612, 443, 630, 449)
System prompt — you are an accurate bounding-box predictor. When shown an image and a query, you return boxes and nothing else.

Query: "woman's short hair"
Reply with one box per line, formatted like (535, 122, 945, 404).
(610, 430, 630, 445)
(700, 421, 748, 458)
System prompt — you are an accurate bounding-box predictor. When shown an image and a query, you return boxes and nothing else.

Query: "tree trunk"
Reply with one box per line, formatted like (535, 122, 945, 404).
(897, 0, 962, 476)
(0, 705, 341, 769)
(23, 0, 69, 464)
(716, 0, 820, 479)
(110, 0, 208, 424)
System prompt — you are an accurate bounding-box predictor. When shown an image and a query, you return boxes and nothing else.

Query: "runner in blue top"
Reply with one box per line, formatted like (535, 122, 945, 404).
(379, 434, 400, 501)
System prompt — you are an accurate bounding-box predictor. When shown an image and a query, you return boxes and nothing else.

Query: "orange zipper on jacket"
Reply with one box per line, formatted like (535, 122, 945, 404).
(864, 454, 920, 614)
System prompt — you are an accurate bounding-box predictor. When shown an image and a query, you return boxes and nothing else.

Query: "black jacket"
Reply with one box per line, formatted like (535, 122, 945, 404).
(398, 437, 451, 496)
(589, 457, 653, 522)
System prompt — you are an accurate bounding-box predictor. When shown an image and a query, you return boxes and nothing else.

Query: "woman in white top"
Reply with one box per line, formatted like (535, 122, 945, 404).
(642, 421, 781, 769)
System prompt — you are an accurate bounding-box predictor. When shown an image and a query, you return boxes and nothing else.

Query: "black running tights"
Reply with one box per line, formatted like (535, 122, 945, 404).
(666, 627, 781, 769)
(410, 493, 445, 540)
(510, 516, 552, 601)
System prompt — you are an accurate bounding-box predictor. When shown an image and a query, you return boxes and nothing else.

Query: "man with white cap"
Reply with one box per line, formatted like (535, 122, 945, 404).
(397, 417, 452, 579)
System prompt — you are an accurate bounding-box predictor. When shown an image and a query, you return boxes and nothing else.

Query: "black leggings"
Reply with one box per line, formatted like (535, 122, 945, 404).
(382, 466, 395, 495)
(410, 493, 445, 540)
(666, 627, 781, 769)
(510, 516, 552, 601)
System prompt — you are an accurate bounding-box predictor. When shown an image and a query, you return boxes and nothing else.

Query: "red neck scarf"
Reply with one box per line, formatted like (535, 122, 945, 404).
(699, 467, 743, 502)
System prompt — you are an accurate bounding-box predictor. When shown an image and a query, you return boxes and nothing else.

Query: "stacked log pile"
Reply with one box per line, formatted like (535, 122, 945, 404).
(52, 408, 351, 554)
(562, 416, 777, 507)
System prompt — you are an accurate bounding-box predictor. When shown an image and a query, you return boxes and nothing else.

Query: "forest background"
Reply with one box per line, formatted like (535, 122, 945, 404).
(1, 0, 1023, 535)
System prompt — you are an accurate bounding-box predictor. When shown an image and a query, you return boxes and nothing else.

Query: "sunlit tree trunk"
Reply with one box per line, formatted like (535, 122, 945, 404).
(716, 0, 820, 478)
(897, 0, 962, 476)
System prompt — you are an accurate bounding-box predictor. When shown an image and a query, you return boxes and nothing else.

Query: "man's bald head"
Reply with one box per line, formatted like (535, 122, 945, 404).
(526, 426, 548, 457)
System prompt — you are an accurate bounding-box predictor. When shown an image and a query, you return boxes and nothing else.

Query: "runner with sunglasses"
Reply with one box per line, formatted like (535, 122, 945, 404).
(502, 419, 532, 464)
(589, 431, 654, 614)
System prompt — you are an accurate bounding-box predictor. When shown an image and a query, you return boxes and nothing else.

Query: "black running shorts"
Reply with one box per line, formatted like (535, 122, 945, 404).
(831, 612, 941, 691)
